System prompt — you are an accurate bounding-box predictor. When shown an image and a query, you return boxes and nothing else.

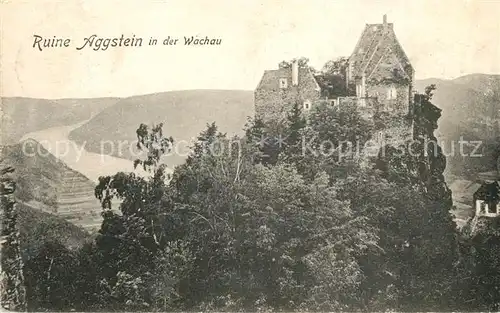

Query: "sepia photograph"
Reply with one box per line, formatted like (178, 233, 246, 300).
(1, 0, 500, 311)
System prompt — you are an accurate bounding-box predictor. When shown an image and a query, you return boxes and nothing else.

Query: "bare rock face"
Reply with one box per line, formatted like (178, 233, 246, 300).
(414, 94, 452, 205)
(1, 166, 27, 311)
(374, 93, 453, 206)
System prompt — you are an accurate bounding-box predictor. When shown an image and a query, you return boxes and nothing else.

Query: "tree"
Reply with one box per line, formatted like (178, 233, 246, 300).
(0, 165, 27, 311)
(424, 84, 437, 100)
(92, 123, 190, 310)
(318, 57, 353, 97)
(274, 92, 461, 310)
(322, 57, 349, 76)
(14, 88, 471, 311)
(461, 233, 500, 311)
(278, 57, 316, 72)
(167, 121, 379, 311)
(280, 101, 374, 181)
(365, 91, 461, 310)
(338, 168, 460, 311)
(23, 241, 77, 311)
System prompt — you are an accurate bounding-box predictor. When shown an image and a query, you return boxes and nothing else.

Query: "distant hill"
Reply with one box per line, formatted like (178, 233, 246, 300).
(1, 139, 104, 231)
(69, 90, 254, 167)
(14, 78, 494, 178)
(415, 74, 500, 180)
(66, 81, 500, 174)
(1, 96, 120, 144)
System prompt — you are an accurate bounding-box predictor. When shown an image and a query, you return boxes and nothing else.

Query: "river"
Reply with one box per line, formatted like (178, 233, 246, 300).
(19, 119, 154, 183)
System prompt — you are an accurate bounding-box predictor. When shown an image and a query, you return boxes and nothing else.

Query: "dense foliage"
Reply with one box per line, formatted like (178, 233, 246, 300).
(13, 99, 500, 311)
(1, 166, 27, 311)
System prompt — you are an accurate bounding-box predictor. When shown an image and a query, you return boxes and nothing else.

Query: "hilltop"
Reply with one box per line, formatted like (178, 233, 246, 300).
(68, 89, 254, 166)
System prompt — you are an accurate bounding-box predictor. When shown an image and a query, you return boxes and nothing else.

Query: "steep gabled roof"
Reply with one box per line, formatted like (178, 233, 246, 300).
(255, 66, 321, 91)
(474, 181, 500, 202)
(256, 68, 290, 91)
(349, 18, 413, 80)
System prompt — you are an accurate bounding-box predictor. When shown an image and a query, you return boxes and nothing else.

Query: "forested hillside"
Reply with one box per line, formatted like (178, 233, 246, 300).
(4, 80, 500, 311)
(9, 93, 499, 312)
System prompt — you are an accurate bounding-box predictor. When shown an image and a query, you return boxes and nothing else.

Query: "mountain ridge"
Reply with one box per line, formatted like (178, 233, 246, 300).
(3, 76, 499, 177)
(68, 89, 255, 166)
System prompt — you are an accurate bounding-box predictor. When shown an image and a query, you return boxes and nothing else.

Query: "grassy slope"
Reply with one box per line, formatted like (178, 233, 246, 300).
(17, 202, 92, 261)
(1, 140, 103, 231)
(1, 97, 120, 144)
(68, 89, 254, 167)
(1, 139, 67, 206)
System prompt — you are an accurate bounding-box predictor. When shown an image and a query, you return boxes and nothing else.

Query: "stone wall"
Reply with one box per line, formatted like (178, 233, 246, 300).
(255, 68, 322, 124)
(360, 111, 413, 167)
(365, 83, 411, 115)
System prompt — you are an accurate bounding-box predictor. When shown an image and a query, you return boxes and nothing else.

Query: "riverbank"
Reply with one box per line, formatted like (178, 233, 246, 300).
(19, 119, 154, 182)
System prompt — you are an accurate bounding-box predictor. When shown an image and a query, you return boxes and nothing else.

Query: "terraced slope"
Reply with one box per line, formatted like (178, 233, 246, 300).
(54, 167, 103, 232)
(1, 140, 104, 232)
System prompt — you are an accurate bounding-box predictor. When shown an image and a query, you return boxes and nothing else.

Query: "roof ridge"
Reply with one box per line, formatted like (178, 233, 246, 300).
(350, 24, 413, 79)
(306, 67, 322, 91)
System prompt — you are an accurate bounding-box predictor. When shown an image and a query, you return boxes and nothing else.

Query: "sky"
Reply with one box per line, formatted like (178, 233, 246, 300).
(1, 0, 499, 99)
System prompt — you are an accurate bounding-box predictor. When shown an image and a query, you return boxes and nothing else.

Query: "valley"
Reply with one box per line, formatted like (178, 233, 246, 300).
(2, 78, 499, 234)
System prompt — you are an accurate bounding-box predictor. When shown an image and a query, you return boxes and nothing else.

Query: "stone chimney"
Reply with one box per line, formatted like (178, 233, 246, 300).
(292, 59, 299, 86)
(383, 14, 387, 28)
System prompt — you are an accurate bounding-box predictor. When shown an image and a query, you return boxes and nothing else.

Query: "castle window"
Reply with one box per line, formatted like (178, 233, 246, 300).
(480, 201, 500, 217)
(303, 100, 312, 111)
(387, 86, 397, 99)
(377, 131, 384, 143)
(476, 200, 488, 215)
(279, 78, 288, 89)
(487, 203, 498, 215)
(476, 199, 499, 216)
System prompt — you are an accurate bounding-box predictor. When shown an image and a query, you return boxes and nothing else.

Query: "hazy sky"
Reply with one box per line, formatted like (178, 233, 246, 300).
(1, 0, 499, 98)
